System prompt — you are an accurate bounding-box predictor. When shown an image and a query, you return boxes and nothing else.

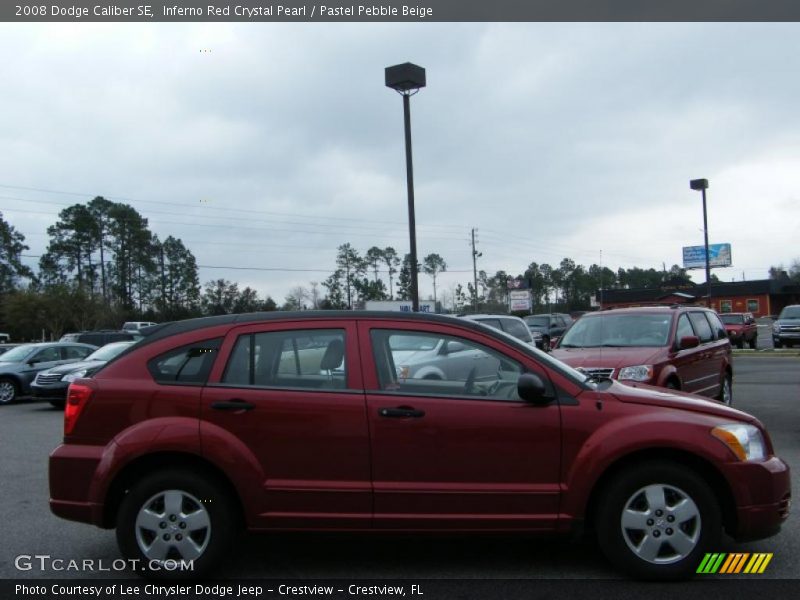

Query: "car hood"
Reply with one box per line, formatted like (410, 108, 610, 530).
(604, 379, 756, 423)
(551, 346, 664, 369)
(776, 317, 800, 325)
(39, 359, 105, 376)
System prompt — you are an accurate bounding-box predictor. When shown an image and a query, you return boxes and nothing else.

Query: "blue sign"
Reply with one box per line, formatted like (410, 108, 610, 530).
(682, 243, 732, 269)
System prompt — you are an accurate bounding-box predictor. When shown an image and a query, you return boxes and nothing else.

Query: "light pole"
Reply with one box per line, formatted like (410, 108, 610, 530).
(385, 62, 426, 312)
(689, 178, 711, 305)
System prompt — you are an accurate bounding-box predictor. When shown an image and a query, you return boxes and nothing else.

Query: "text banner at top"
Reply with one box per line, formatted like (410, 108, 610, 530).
(6, 0, 800, 22)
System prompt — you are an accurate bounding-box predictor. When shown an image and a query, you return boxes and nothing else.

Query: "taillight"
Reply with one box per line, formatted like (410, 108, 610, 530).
(64, 382, 93, 435)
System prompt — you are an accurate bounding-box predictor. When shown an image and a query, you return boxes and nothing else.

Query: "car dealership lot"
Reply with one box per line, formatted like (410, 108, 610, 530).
(0, 354, 797, 581)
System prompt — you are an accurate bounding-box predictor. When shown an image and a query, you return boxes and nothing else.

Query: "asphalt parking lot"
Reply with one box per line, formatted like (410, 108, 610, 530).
(0, 354, 797, 582)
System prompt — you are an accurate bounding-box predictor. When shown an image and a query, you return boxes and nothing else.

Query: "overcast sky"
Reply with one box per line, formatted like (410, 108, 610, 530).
(1, 22, 799, 305)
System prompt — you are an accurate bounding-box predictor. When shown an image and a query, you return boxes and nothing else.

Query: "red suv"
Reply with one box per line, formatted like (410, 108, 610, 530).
(49, 311, 789, 580)
(552, 306, 733, 404)
(719, 312, 758, 349)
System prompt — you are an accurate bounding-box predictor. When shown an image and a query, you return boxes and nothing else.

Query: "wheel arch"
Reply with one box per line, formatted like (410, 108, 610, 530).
(101, 451, 245, 530)
(582, 447, 737, 537)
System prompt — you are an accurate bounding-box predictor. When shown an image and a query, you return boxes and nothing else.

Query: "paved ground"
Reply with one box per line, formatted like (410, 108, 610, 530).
(0, 354, 797, 581)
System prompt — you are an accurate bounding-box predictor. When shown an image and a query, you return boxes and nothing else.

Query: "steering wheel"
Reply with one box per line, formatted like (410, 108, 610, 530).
(463, 367, 477, 395)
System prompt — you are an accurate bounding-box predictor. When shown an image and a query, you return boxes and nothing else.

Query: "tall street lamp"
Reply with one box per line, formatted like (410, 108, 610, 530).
(385, 62, 426, 312)
(689, 178, 711, 305)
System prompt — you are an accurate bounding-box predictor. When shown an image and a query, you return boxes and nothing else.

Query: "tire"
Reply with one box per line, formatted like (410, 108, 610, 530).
(0, 377, 19, 405)
(665, 379, 679, 391)
(774, 340, 783, 349)
(596, 462, 721, 580)
(717, 373, 733, 406)
(116, 469, 239, 579)
(735, 340, 744, 350)
(748, 336, 757, 350)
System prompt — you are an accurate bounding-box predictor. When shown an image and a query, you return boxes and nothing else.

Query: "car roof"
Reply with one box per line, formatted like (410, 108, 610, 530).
(137, 311, 513, 348)
(462, 314, 524, 321)
(591, 306, 710, 315)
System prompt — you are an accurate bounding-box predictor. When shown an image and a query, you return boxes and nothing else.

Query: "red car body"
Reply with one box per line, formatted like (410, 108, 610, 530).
(719, 312, 758, 349)
(49, 311, 789, 579)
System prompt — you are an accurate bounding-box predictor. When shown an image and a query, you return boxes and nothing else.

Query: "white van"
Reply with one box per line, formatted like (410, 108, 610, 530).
(121, 322, 157, 331)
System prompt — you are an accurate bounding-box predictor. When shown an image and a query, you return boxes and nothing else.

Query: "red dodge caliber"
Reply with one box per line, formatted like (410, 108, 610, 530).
(49, 311, 790, 580)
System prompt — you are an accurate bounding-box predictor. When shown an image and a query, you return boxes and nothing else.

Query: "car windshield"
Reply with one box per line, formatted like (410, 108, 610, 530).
(389, 335, 440, 351)
(525, 316, 549, 327)
(720, 314, 744, 325)
(559, 313, 671, 348)
(86, 341, 135, 361)
(0, 344, 37, 362)
(779, 306, 800, 319)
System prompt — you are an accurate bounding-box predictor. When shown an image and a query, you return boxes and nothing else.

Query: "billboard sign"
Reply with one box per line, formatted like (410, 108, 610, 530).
(682, 243, 732, 269)
(508, 290, 531, 312)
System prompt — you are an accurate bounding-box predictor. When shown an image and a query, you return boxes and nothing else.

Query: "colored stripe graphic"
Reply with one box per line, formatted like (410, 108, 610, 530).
(698, 552, 773, 574)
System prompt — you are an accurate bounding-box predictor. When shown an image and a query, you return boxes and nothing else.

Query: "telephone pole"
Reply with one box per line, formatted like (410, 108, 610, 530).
(471, 228, 481, 312)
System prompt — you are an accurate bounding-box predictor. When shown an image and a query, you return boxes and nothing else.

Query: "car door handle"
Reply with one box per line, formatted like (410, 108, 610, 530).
(379, 407, 425, 418)
(211, 400, 256, 411)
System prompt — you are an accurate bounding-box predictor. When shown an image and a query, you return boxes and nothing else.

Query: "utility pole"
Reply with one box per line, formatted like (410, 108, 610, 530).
(471, 228, 481, 312)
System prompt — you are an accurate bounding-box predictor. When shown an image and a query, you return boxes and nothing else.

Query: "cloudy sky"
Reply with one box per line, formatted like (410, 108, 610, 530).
(2, 22, 799, 305)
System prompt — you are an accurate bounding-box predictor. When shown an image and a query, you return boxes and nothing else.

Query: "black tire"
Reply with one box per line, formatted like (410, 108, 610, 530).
(596, 461, 721, 580)
(116, 469, 239, 579)
(748, 336, 757, 350)
(0, 377, 19, 405)
(717, 373, 733, 406)
(665, 379, 679, 391)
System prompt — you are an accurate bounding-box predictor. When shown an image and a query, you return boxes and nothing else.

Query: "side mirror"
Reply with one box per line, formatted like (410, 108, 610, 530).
(679, 335, 700, 350)
(517, 373, 549, 404)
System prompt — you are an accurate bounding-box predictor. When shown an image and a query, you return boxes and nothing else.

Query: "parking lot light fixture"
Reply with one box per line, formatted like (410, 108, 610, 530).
(385, 62, 426, 312)
(689, 178, 712, 305)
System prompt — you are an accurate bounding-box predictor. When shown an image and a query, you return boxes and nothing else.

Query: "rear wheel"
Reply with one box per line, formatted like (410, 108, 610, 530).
(116, 469, 239, 579)
(596, 462, 721, 580)
(717, 374, 733, 406)
(0, 378, 19, 405)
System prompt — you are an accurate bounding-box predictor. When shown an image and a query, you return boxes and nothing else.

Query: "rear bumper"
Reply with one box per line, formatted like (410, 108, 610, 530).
(49, 443, 106, 526)
(725, 456, 791, 541)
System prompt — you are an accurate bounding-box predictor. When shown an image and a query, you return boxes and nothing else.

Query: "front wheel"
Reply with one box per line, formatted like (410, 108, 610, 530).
(596, 462, 721, 580)
(0, 378, 19, 404)
(116, 469, 239, 579)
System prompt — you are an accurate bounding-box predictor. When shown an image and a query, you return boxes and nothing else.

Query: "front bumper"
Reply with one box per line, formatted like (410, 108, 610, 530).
(31, 382, 68, 400)
(724, 456, 791, 541)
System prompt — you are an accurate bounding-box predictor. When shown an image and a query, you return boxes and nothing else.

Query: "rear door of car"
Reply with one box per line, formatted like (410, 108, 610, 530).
(201, 319, 371, 529)
(359, 319, 562, 531)
(684, 311, 724, 397)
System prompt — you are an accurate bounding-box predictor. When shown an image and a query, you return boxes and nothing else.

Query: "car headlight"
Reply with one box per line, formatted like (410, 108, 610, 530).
(61, 369, 88, 383)
(711, 424, 766, 461)
(618, 365, 654, 382)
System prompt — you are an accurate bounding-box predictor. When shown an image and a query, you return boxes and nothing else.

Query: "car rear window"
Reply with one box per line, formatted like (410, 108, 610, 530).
(148, 338, 222, 385)
(501, 318, 533, 342)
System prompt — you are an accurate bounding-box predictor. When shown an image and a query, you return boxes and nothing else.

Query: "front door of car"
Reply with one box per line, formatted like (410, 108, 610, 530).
(360, 322, 562, 531)
(21, 347, 63, 384)
(201, 321, 371, 529)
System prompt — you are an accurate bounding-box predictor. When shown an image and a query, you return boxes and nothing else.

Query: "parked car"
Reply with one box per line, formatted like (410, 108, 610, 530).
(523, 313, 573, 351)
(0, 342, 97, 404)
(551, 306, 733, 404)
(31, 341, 137, 408)
(719, 312, 758, 349)
(460, 314, 542, 347)
(49, 311, 789, 580)
(772, 304, 800, 348)
(122, 321, 158, 331)
(60, 330, 142, 347)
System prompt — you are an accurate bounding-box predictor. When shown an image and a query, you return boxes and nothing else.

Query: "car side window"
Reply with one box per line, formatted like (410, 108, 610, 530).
(222, 329, 347, 391)
(675, 314, 695, 343)
(148, 338, 221, 385)
(502, 318, 532, 342)
(370, 329, 526, 402)
(706, 312, 728, 340)
(687, 312, 713, 343)
(34, 347, 61, 362)
(64, 346, 91, 359)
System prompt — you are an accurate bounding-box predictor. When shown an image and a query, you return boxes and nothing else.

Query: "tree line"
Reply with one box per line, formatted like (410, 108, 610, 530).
(3, 203, 794, 341)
